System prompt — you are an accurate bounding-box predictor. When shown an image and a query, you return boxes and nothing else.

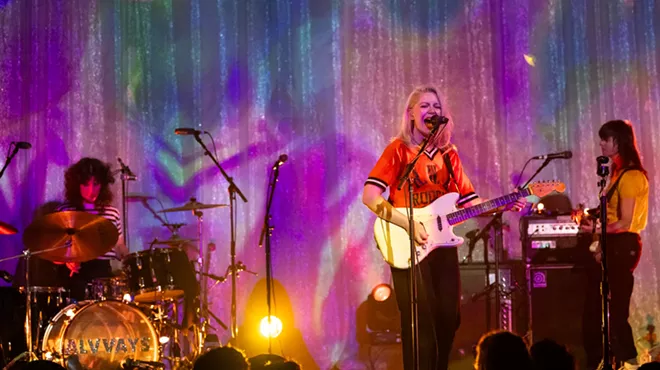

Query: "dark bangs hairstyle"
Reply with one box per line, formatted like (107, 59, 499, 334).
(64, 157, 115, 208)
(599, 119, 647, 177)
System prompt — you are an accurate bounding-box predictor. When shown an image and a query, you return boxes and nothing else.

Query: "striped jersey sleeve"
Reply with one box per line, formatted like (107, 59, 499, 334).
(445, 149, 478, 207)
(55, 203, 122, 260)
(365, 141, 404, 191)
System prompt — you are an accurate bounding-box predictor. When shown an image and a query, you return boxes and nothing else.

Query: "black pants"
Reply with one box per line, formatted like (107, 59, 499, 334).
(583, 233, 641, 369)
(391, 247, 460, 370)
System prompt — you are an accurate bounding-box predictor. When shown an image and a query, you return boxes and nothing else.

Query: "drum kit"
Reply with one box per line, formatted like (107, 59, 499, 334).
(0, 197, 232, 370)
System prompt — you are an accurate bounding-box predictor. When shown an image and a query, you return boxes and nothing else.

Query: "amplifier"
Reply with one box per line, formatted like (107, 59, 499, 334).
(521, 216, 591, 265)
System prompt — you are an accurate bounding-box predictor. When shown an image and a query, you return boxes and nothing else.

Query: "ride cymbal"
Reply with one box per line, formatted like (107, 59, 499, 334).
(159, 198, 228, 213)
(22, 211, 119, 262)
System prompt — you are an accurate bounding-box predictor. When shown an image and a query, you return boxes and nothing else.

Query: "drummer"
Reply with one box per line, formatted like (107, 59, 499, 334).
(56, 157, 128, 301)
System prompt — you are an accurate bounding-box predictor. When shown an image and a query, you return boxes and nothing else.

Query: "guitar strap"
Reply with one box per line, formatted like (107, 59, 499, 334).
(606, 168, 632, 202)
(442, 151, 457, 192)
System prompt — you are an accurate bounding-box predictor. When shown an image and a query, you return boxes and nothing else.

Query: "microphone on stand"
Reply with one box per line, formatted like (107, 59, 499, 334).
(12, 142, 32, 150)
(117, 157, 137, 180)
(174, 128, 205, 136)
(531, 150, 573, 160)
(424, 115, 449, 128)
(272, 154, 288, 170)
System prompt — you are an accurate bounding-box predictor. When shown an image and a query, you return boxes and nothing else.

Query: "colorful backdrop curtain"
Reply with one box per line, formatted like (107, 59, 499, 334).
(1, 0, 658, 368)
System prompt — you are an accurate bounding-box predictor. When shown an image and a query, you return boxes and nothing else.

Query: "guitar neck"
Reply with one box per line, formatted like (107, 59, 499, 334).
(447, 188, 532, 225)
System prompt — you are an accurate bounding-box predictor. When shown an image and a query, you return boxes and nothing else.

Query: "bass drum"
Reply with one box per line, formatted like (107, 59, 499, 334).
(41, 300, 159, 369)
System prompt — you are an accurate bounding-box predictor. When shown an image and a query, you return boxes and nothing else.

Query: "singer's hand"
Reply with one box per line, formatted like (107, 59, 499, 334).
(406, 221, 428, 245)
(505, 189, 527, 212)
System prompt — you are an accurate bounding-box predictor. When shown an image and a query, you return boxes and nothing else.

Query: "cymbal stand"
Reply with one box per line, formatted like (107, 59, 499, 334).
(117, 158, 137, 251)
(190, 132, 248, 340)
(0, 244, 72, 366)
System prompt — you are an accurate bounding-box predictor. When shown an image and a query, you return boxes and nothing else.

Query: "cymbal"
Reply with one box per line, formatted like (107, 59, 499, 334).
(0, 221, 18, 235)
(22, 211, 119, 262)
(159, 198, 228, 213)
(126, 194, 157, 202)
(150, 236, 198, 247)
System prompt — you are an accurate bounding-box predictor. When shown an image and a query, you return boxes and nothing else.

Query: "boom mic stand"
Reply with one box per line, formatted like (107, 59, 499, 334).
(396, 121, 446, 370)
(0, 143, 21, 180)
(191, 133, 248, 340)
(596, 156, 613, 370)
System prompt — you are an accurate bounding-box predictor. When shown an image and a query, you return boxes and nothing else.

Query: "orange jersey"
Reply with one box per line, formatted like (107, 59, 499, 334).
(365, 139, 478, 208)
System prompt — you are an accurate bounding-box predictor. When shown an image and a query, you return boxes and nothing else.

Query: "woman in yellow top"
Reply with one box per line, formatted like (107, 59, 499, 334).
(581, 119, 649, 370)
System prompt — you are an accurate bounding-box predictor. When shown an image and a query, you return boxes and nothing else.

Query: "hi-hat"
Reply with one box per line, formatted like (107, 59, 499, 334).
(159, 198, 228, 213)
(22, 211, 119, 262)
(0, 221, 18, 235)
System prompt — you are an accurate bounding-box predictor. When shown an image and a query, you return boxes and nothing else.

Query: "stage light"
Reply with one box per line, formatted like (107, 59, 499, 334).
(259, 316, 283, 338)
(366, 284, 400, 334)
(536, 202, 545, 213)
(159, 336, 170, 344)
(371, 284, 391, 302)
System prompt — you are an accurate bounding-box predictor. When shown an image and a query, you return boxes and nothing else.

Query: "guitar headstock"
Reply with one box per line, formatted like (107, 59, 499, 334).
(527, 180, 566, 198)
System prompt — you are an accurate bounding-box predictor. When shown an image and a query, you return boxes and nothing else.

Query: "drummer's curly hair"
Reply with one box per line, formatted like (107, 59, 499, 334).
(64, 157, 115, 208)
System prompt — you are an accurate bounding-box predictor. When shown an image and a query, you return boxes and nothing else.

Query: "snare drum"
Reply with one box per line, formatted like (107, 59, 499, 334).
(123, 248, 195, 303)
(41, 300, 159, 370)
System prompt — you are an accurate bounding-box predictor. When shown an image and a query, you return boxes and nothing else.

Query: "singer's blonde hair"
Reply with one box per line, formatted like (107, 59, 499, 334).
(395, 85, 454, 149)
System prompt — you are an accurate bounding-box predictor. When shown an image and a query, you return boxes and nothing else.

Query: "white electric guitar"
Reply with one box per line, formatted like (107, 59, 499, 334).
(374, 181, 566, 268)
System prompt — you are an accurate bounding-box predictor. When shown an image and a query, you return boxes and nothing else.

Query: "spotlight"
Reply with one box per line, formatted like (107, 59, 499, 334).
(371, 284, 391, 302)
(159, 336, 170, 344)
(536, 202, 545, 214)
(259, 316, 283, 338)
(366, 283, 400, 343)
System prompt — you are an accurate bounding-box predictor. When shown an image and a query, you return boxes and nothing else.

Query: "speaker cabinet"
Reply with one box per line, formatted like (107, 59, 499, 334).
(451, 263, 526, 365)
(527, 264, 588, 368)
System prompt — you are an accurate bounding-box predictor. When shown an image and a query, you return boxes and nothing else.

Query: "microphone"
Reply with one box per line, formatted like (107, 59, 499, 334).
(12, 141, 32, 150)
(424, 115, 449, 128)
(0, 270, 12, 283)
(272, 154, 288, 170)
(117, 157, 137, 180)
(531, 150, 573, 160)
(597, 156, 610, 164)
(174, 128, 204, 136)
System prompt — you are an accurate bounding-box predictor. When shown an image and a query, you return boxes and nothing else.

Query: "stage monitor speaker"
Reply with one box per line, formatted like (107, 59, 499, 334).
(527, 264, 588, 369)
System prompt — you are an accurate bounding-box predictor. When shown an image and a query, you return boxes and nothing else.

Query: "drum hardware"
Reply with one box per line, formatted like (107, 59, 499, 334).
(178, 131, 248, 341)
(21, 211, 119, 263)
(0, 212, 117, 365)
(158, 199, 228, 213)
(148, 236, 198, 248)
(117, 157, 138, 253)
(41, 300, 160, 370)
(0, 244, 75, 364)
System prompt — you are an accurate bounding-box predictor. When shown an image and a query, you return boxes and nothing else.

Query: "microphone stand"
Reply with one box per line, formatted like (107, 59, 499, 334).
(597, 158, 613, 370)
(395, 122, 444, 370)
(258, 158, 284, 354)
(0, 143, 21, 180)
(192, 133, 247, 340)
(518, 157, 554, 340)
